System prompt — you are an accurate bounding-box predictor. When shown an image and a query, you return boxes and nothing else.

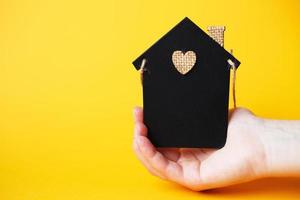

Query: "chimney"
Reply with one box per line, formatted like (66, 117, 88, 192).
(207, 26, 225, 47)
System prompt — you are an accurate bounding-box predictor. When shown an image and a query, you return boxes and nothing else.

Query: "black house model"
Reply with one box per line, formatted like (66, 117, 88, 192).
(132, 17, 240, 148)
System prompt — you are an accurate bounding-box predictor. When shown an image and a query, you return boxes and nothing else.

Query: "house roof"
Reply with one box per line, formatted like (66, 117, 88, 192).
(132, 17, 240, 71)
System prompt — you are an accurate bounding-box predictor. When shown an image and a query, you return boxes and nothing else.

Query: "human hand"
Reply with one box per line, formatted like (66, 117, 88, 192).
(132, 107, 268, 191)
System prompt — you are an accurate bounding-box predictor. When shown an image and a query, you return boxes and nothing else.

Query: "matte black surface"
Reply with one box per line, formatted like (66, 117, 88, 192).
(132, 17, 240, 148)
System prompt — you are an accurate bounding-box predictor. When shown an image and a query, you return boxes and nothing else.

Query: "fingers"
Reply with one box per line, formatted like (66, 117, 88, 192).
(134, 121, 147, 137)
(133, 107, 143, 123)
(137, 136, 168, 168)
(136, 135, 184, 184)
(157, 148, 180, 162)
(133, 123, 166, 179)
(132, 107, 184, 185)
(133, 107, 147, 137)
(133, 137, 166, 179)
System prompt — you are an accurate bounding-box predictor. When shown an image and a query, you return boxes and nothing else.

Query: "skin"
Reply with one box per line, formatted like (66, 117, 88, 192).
(132, 107, 300, 191)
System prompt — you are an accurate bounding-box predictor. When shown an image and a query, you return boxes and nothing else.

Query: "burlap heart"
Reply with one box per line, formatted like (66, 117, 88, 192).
(172, 51, 196, 75)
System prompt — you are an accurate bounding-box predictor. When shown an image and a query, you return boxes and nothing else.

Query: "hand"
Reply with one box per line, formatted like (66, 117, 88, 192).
(132, 107, 268, 191)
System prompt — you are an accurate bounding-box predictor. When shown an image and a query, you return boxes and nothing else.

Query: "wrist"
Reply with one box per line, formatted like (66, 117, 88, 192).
(258, 118, 300, 177)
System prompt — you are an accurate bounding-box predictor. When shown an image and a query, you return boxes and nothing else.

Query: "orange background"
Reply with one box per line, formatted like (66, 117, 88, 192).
(0, 0, 300, 199)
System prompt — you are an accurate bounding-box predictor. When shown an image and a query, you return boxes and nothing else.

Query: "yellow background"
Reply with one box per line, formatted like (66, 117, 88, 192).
(1, 0, 300, 199)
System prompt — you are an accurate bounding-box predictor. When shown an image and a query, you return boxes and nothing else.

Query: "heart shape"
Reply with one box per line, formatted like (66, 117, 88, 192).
(172, 50, 196, 75)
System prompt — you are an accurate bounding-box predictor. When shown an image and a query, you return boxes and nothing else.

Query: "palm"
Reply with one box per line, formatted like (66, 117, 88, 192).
(133, 107, 266, 191)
